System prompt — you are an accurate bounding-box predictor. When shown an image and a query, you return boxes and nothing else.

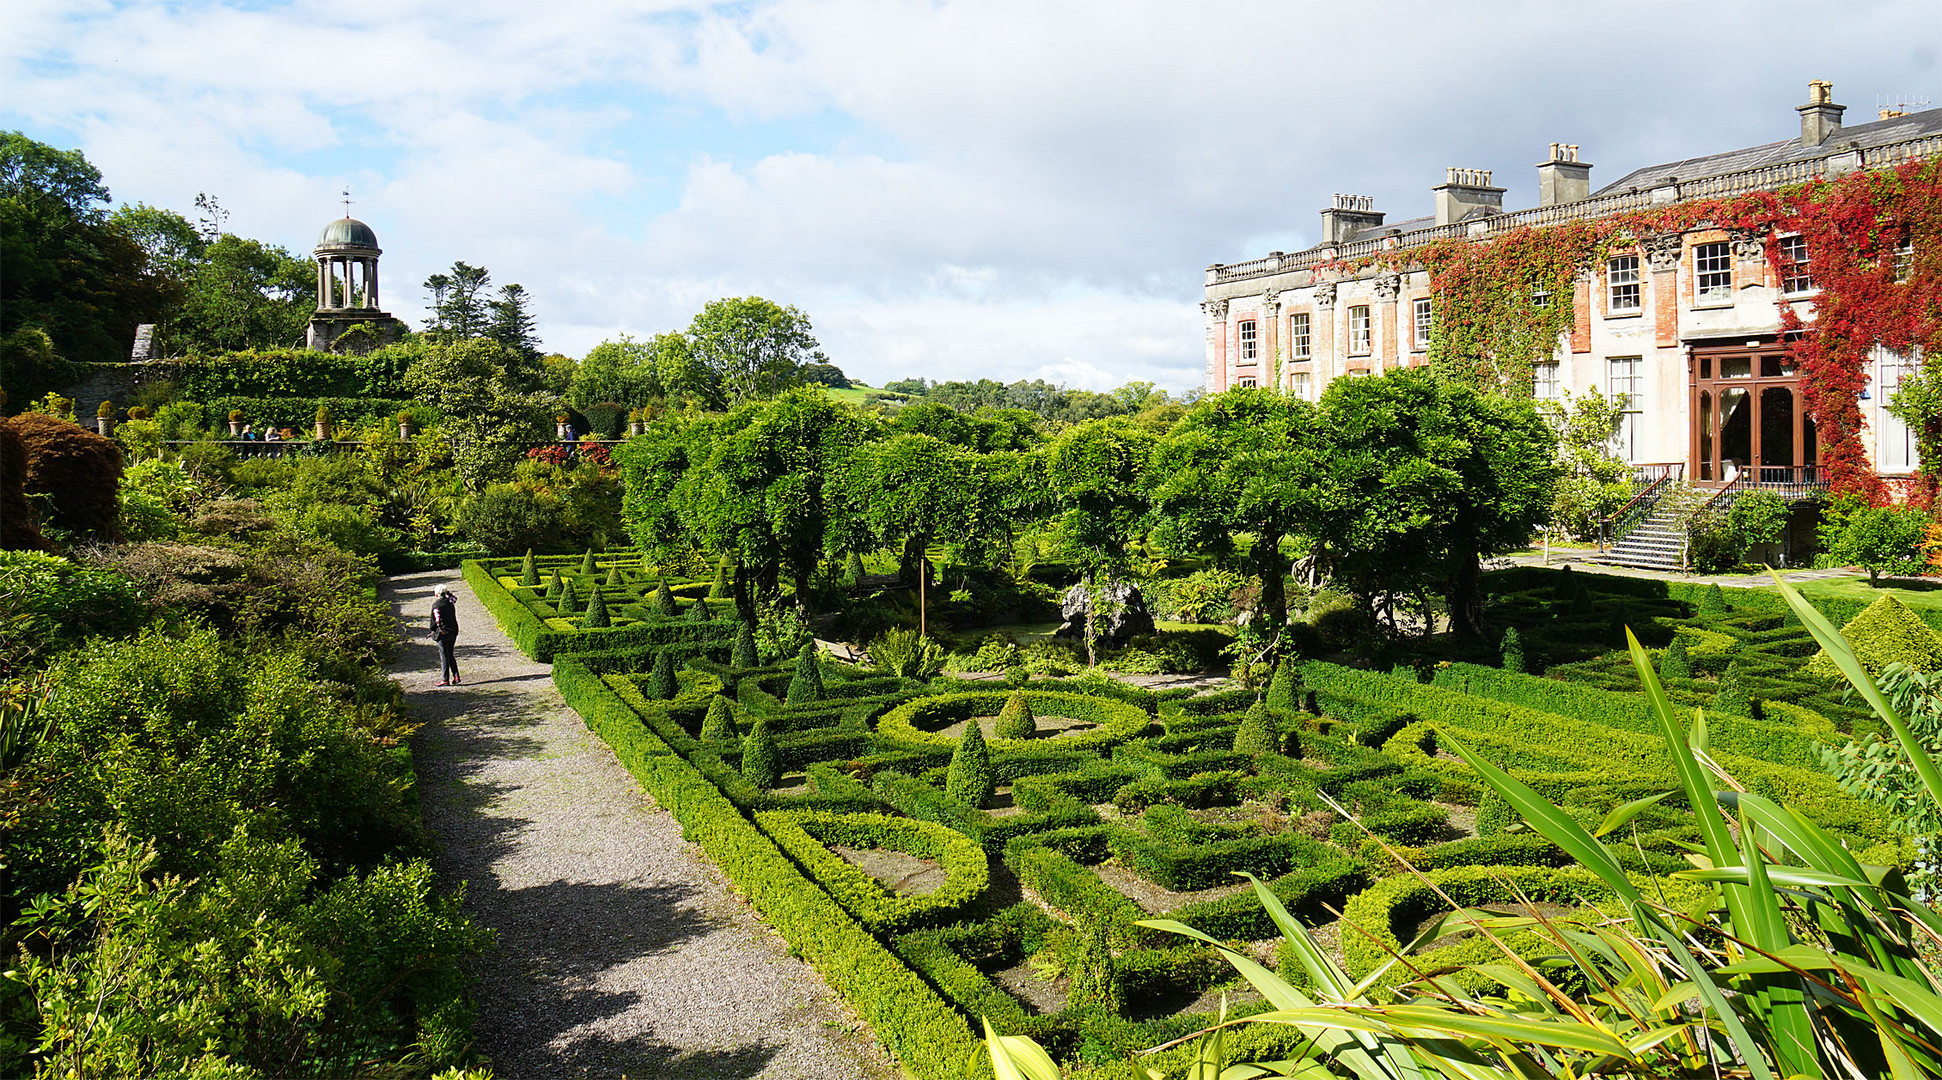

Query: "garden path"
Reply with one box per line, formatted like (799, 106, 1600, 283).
(383, 569, 892, 1080)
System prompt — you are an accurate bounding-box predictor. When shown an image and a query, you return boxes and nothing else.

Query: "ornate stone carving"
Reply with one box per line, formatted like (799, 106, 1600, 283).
(1373, 273, 1402, 301)
(1314, 282, 1338, 308)
(1642, 232, 1683, 273)
(1731, 227, 1766, 261)
(1202, 298, 1228, 320)
(1260, 288, 1281, 316)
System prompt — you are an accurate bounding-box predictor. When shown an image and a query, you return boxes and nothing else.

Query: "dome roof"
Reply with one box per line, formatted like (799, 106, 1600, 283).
(315, 217, 379, 251)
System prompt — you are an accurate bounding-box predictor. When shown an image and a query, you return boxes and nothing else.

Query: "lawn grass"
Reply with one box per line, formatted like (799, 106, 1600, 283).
(1795, 573, 1942, 611)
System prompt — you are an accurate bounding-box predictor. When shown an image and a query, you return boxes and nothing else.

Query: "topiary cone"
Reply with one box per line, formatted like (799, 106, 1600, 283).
(1661, 636, 1692, 679)
(733, 621, 759, 668)
(945, 718, 994, 808)
(583, 587, 611, 628)
(701, 696, 736, 741)
(741, 718, 780, 789)
(651, 579, 677, 617)
(688, 599, 712, 622)
(787, 643, 824, 704)
(1264, 658, 1300, 709)
(1233, 702, 1279, 756)
(558, 577, 579, 614)
(544, 570, 561, 600)
(520, 549, 538, 587)
(844, 550, 866, 586)
(605, 564, 623, 587)
(647, 648, 678, 699)
(709, 557, 732, 599)
(994, 691, 1036, 740)
(1698, 583, 1729, 617)
(580, 549, 596, 574)
(1712, 658, 1753, 716)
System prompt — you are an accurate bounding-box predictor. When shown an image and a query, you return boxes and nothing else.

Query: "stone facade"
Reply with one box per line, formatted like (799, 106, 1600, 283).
(1202, 83, 1942, 486)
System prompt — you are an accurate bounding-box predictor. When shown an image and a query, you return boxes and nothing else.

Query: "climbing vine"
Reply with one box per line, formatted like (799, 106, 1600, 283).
(1324, 157, 1942, 501)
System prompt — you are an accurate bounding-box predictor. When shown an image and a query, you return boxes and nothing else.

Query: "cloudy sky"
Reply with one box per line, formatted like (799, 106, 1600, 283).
(5, 1, 1937, 391)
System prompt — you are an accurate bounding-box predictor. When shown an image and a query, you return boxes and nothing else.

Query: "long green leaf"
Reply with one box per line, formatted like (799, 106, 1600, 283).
(985, 1015, 1062, 1080)
(1770, 568, 1942, 821)
(1595, 790, 1676, 838)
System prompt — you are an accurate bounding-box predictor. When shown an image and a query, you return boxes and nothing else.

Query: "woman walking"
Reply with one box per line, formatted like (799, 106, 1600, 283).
(432, 582, 461, 686)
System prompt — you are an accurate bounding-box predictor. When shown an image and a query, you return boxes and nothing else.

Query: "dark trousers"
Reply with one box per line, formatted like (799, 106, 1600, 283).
(438, 636, 459, 681)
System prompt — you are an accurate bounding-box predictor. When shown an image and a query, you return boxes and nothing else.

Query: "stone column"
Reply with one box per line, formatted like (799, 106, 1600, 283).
(1374, 273, 1402, 367)
(1202, 298, 1228, 391)
(1643, 232, 1683, 350)
(316, 259, 327, 309)
(1260, 289, 1281, 386)
(368, 257, 379, 309)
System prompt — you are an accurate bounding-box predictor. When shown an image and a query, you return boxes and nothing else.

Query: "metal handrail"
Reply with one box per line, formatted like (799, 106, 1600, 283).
(1598, 474, 1674, 551)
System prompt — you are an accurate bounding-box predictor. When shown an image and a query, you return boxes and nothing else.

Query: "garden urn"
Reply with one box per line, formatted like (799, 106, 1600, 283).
(229, 419, 244, 437)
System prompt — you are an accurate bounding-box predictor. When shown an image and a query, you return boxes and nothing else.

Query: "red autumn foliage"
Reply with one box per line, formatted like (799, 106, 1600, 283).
(7, 412, 123, 543)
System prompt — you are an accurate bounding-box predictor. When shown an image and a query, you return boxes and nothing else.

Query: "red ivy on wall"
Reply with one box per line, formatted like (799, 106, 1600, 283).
(1326, 158, 1942, 501)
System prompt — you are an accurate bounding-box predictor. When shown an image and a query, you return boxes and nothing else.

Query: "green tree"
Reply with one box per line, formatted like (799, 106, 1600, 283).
(1309, 368, 1559, 640)
(686, 296, 827, 405)
(830, 432, 980, 635)
(164, 233, 314, 353)
(1150, 387, 1315, 634)
(1539, 389, 1630, 542)
(1830, 506, 1930, 586)
(400, 337, 553, 489)
(945, 720, 994, 808)
(425, 261, 491, 339)
(487, 282, 541, 361)
(1043, 417, 1158, 665)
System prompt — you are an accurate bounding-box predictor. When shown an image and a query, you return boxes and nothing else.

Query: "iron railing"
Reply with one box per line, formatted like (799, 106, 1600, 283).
(1599, 473, 1676, 551)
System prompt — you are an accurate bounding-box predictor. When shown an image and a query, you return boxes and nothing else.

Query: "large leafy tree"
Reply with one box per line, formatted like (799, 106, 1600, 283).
(1, 132, 169, 368)
(163, 234, 314, 353)
(1149, 387, 1316, 635)
(685, 297, 827, 405)
(1309, 367, 1557, 639)
(399, 337, 553, 490)
(1043, 417, 1157, 663)
(830, 433, 981, 633)
(569, 332, 719, 413)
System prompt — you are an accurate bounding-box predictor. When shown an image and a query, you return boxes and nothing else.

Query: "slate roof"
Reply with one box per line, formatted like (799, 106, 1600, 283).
(1596, 105, 1942, 194)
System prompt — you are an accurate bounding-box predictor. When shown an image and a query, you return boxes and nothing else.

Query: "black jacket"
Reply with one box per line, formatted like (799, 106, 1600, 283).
(432, 595, 459, 640)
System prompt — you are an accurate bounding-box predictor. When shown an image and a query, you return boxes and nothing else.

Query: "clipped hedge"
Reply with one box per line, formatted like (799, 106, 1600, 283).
(464, 559, 736, 662)
(875, 690, 1152, 753)
(756, 810, 991, 933)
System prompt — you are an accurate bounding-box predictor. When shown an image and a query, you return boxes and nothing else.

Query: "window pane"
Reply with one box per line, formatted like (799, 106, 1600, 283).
(1696, 241, 1732, 299)
(1238, 319, 1257, 362)
(1608, 255, 1640, 311)
(1290, 313, 1311, 357)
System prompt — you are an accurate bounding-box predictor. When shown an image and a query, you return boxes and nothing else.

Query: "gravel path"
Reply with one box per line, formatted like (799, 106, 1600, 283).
(384, 570, 893, 1080)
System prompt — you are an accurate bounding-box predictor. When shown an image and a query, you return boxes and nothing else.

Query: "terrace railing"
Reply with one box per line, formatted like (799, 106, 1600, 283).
(1598, 472, 1676, 552)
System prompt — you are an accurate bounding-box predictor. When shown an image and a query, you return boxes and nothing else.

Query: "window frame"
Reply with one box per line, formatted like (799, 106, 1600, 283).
(1779, 234, 1814, 295)
(1534, 361, 1560, 401)
(1237, 319, 1258, 363)
(1694, 241, 1733, 303)
(1348, 305, 1372, 355)
(1412, 297, 1432, 349)
(1289, 312, 1311, 358)
(1291, 371, 1311, 399)
(1608, 356, 1644, 462)
(1607, 254, 1641, 313)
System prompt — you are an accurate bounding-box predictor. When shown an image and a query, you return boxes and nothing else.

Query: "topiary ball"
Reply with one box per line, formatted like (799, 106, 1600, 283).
(945, 719, 994, 808)
(701, 696, 736, 741)
(741, 718, 780, 789)
(786, 643, 824, 704)
(994, 691, 1036, 740)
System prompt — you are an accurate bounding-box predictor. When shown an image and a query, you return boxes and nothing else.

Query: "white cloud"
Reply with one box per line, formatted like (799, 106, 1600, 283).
(4, 0, 1937, 388)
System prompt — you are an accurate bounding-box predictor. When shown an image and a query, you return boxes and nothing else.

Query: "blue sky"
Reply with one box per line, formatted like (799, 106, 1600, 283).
(4, 0, 1938, 391)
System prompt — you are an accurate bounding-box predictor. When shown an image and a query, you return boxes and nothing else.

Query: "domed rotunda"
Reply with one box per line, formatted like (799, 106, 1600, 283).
(304, 213, 402, 353)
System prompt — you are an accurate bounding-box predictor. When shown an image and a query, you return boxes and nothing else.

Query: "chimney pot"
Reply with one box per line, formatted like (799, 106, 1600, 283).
(1798, 80, 1846, 148)
(1434, 165, 1505, 225)
(1319, 193, 1383, 243)
(1536, 141, 1593, 207)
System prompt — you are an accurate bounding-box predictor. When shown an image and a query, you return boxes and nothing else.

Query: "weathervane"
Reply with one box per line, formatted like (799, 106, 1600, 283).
(342, 188, 352, 217)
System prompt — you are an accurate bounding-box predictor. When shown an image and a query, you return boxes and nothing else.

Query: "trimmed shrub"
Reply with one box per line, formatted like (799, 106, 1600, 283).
(741, 718, 780, 790)
(1660, 635, 1692, 679)
(1805, 593, 1942, 680)
(558, 577, 579, 615)
(688, 598, 713, 621)
(650, 579, 678, 616)
(605, 564, 623, 587)
(994, 691, 1037, 740)
(946, 720, 995, 808)
(1500, 626, 1526, 673)
(647, 648, 677, 700)
(519, 549, 538, 587)
(457, 483, 564, 555)
(1232, 703, 1279, 756)
(583, 588, 611, 628)
(755, 810, 990, 933)
(844, 550, 867, 586)
(733, 621, 759, 668)
(580, 549, 596, 574)
(701, 696, 736, 741)
(1711, 659, 1753, 717)
(787, 644, 825, 704)
(8, 412, 123, 542)
(709, 557, 732, 599)
(544, 570, 561, 601)
(1697, 583, 1728, 617)
(1265, 658, 1299, 709)
(1065, 920, 1122, 1013)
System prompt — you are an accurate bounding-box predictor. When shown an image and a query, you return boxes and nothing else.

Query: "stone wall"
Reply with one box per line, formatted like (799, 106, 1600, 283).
(57, 361, 178, 414)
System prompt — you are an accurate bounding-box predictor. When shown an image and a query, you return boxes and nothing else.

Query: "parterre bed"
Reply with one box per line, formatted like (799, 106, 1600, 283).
(465, 557, 1903, 1078)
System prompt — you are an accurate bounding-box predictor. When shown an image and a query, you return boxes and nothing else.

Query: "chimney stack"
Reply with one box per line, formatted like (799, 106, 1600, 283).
(1535, 143, 1592, 206)
(1799, 80, 1846, 148)
(1319, 193, 1384, 244)
(1433, 167, 1504, 226)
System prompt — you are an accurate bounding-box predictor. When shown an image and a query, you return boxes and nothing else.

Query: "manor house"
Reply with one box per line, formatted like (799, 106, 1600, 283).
(1202, 82, 1941, 500)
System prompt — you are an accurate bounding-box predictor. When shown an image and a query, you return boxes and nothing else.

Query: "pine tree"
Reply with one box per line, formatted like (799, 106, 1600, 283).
(544, 570, 561, 600)
(519, 549, 538, 587)
(1661, 636, 1692, 679)
(787, 644, 824, 704)
(701, 696, 736, 742)
(945, 720, 994, 808)
(844, 550, 867, 586)
(1233, 703, 1280, 756)
(709, 558, 732, 599)
(994, 691, 1036, 740)
(488, 281, 541, 361)
(1500, 626, 1526, 673)
(733, 621, 759, 668)
(558, 577, 579, 615)
(580, 549, 596, 574)
(740, 718, 780, 789)
(1265, 658, 1300, 709)
(583, 587, 611, 628)
(648, 648, 677, 699)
